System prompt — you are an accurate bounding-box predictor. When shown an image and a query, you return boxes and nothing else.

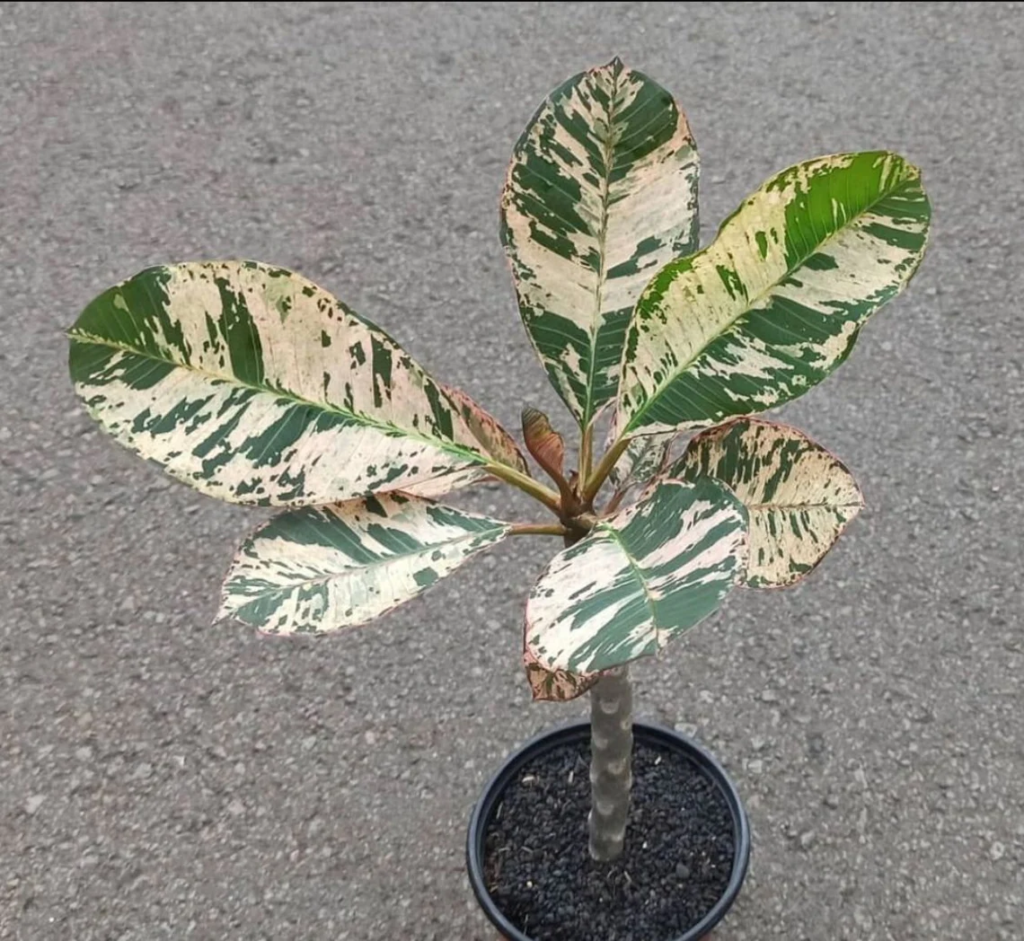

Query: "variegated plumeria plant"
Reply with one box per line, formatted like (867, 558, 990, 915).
(68, 58, 930, 863)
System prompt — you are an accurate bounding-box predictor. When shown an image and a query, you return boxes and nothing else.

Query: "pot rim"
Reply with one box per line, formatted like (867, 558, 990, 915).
(466, 717, 751, 941)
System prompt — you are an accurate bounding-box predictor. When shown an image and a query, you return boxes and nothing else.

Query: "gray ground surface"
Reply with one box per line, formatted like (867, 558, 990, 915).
(2, 2, 1022, 939)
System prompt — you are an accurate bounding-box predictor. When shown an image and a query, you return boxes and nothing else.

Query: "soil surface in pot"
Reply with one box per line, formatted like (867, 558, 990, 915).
(483, 737, 734, 941)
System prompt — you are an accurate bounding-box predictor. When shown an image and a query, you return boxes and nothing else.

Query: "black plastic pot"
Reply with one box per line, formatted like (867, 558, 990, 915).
(466, 719, 750, 941)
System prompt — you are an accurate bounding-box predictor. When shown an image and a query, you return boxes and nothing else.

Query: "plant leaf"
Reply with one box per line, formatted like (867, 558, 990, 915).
(395, 466, 488, 500)
(68, 261, 493, 506)
(218, 492, 510, 634)
(674, 418, 864, 587)
(403, 385, 529, 498)
(525, 477, 748, 674)
(617, 151, 931, 436)
(521, 407, 566, 481)
(443, 384, 528, 473)
(502, 57, 699, 428)
(523, 649, 598, 703)
(607, 430, 675, 492)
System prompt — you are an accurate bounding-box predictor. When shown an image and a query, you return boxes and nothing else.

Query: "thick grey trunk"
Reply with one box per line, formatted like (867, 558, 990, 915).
(588, 666, 633, 861)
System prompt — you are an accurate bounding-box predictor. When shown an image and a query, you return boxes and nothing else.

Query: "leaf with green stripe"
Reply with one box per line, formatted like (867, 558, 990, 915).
(501, 57, 699, 428)
(218, 493, 510, 634)
(617, 151, 931, 436)
(442, 383, 527, 473)
(68, 261, 495, 506)
(675, 418, 864, 587)
(525, 477, 748, 675)
(607, 429, 675, 493)
(403, 384, 528, 498)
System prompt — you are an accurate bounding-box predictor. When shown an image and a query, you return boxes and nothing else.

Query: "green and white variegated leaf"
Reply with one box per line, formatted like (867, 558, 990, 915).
(403, 385, 528, 498)
(502, 57, 699, 428)
(617, 151, 931, 436)
(607, 429, 675, 492)
(219, 492, 510, 634)
(442, 384, 528, 474)
(523, 649, 598, 703)
(68, 261, 494, 506)
(396, 466, 487, 500)
(526, 477, 748, 675)
(675, 418, 864, 588)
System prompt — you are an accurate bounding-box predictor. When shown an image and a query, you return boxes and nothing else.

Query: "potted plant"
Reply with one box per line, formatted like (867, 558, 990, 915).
(67, 58, 930, 941)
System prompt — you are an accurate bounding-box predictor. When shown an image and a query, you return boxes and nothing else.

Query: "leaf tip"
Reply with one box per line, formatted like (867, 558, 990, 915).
(213, 599, 234, 625)
(520, 405, 545, 428)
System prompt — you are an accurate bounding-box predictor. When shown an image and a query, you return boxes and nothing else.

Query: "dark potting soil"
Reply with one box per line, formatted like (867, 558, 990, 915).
(483, 737, 734, 941)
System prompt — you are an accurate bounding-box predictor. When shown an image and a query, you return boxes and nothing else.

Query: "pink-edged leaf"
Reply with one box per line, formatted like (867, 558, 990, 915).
(523, 648, 599, 702)
(403, 386, 529, 498)
(526, 477, 749, 674)
(522, 407, 566, 482)
(443, 384, 528, 474)
(674, 417, 864, 587)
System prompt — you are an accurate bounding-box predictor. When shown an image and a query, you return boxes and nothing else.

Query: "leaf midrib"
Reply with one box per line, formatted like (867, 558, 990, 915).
(623, 164, 914, 434)
(595, 518, 662, 641)
(580, 67, 622, 428)
(231, 519, 509, 603)
(69, 329, 489, 466)
(748, 501, 863, 511)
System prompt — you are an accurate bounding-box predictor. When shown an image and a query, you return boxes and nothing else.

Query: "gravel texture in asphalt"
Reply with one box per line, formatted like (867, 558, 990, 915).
(2, 3, 1022, 939)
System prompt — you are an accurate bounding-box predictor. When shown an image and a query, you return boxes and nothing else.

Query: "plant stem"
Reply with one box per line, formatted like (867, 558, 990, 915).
(508, 522, 568, 537)
(588, 665, 634, 861)
(557, 528, 634, 863)
(550, 471, 580, 518)
(484, 462, 562, 515)
(578, 421, 594, 490)
(582, 435, 631, 506)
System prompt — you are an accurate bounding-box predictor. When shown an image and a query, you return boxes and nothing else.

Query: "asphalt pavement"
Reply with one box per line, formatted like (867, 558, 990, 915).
(2, 3, 1022, 939)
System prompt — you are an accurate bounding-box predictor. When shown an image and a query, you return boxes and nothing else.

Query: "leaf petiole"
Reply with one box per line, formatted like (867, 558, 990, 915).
(579, 421, 594, 490)
(509, 522, 569, 537)
(582, 436, 631, 506)
(484, 461, 563, 514)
